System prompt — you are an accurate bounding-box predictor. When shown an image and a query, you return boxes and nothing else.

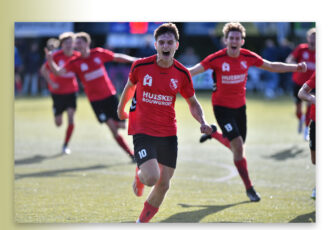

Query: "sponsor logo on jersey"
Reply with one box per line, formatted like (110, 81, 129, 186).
(84, 68, 104, 81)
(221, 74, 246, 84)
(222, 62, 230, 72)
(142, 91, 173, 106)
(169, 78, 178, 90)
(80, 63, 88, 72)
(240, 61, 247, 69)
(143, 74, 153, 86)
(94, 57, 101, 64)
(58, 59, 65, 67)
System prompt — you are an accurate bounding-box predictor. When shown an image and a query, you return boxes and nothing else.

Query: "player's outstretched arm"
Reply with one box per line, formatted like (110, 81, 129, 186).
(298, 83, 315, 104)
(40, 63, 59, 89)
(44, 48, 66, 76)
(117, 80, 136, 120)
(259, 59, 307, 73)
(188, 63, 205, 77)
(185, 95, 213, 135)
(113, 53, 139, 63)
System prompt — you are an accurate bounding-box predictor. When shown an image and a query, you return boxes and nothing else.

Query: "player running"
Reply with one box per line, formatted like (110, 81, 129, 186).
(45, 32, 137, 161)
(117, 23, 213, 223)
(40, 32, 80, 154)
(286, 28, 315, 141)
(298, 72, 316, 199)
(188, 22, 307, 202)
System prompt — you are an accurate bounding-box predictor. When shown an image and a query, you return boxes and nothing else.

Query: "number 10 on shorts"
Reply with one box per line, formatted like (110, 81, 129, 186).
(138, 149, 147, 159)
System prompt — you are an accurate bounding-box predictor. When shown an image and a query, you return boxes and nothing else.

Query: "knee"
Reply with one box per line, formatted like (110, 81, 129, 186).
(144, 173, 160, 187)
(55, 119, 62, 127)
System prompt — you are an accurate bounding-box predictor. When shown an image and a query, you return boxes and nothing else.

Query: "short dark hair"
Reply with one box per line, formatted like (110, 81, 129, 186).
(154, 23, 179, 41)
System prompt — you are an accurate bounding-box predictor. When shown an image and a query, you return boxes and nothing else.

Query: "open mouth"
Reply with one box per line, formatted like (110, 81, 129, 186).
(162, 51, 170, 56)
(231, 46, 238, 50)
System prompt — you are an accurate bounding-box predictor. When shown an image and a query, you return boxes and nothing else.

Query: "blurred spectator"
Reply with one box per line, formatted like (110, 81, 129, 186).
(278, 38, 294, 94)
(136, 35, 155, 58)
(21, 42, 42, 96)
(14, 46, 23, 95)
(260, 39, 280, 99)
(177, 46, 200, 68)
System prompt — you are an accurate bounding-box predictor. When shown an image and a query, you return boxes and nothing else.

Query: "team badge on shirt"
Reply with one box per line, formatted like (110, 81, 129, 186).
(80, 63, 89, 72)
(240, 61, 247, 69)
(222, 62, 230, 72)
(169, 78, 178, 90)
(143, 74, 153, 86)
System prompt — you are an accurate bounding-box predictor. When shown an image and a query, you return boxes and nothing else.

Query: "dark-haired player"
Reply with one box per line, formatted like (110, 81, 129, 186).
(118, 23, 213, 223)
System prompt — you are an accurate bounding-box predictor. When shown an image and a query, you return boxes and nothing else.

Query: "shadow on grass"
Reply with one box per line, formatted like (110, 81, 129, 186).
(160, 201, 250, 223)
(264, 145, 305, 161)
(15, 164, 111, 180)
(289, 211, 315, 223)
(15, 153, 64, 165)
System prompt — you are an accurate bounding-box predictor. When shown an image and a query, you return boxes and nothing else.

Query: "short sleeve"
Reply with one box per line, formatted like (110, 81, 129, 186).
(128, 61, 139, 84)
(306, 72, 316, 89)
(180, 72, 195, 99)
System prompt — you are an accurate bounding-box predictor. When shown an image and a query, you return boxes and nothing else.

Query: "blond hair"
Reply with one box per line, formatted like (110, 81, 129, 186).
(222, 22, 246, 38)
(74, 32, 91, 45)
(58, 32, 74, 46)
(307, 27, 316, 38)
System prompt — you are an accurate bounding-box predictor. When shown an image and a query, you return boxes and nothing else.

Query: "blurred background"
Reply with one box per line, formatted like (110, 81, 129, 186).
(14, 22, 315, 99)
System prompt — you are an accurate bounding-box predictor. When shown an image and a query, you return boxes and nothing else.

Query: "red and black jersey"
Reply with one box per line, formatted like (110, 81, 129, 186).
(128, 55, 195, 137)
(291, 43, 315, 85)
(201, 48, 264, 108)
(64, 48, 116, 102)
(306, 72, 316, 121)
(45, 50, 80, 94)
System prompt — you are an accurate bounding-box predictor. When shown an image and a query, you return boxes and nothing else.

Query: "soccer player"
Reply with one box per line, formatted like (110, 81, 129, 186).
(40, 32, 80, 154)
(45, 32, 137, 161)
(298, 72, 316, 199)
(117, 23, 213, 223)
(286, 28, 315, 140)
(188, 22, 307, 202)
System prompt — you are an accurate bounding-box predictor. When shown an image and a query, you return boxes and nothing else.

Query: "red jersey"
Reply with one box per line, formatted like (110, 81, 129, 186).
(128, 55, 195, 137)
(201, 48, 264, 108)
(306, 72, 316, 121)
(291, 43, 315, 85)
(46, 50, 80, 94)
(64, 48, 117, 102)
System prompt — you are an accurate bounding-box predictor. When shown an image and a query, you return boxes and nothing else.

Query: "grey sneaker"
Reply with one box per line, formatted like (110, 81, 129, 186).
(246, 186, 261, 202)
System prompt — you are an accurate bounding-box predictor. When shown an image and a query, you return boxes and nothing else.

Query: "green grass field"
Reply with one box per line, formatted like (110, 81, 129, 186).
(14, 92, 315, 223)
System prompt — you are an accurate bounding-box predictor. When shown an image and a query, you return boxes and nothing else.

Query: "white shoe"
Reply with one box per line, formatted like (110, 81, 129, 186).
(304, 126, 310, 141)
(311, 187, 316, 200)
(62, 145, 71, 155)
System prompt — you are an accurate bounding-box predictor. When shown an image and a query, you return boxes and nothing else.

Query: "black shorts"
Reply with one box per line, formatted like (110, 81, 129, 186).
(90, 95, 121, 123)
(213, 105, 247, 142)
(133, 134, 178, 169)
(309, 120, 316, 151)
(293, 82, 303, 104)
(51, 93, 77, 116)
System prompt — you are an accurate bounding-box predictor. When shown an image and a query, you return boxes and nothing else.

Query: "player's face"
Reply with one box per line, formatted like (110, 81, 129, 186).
(155, 32, 179, 62)
(224, 31, 245, 56)
(307, 33, 316, 50)
(74, 38, 88, 53)
(61, 37, 73, 52)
